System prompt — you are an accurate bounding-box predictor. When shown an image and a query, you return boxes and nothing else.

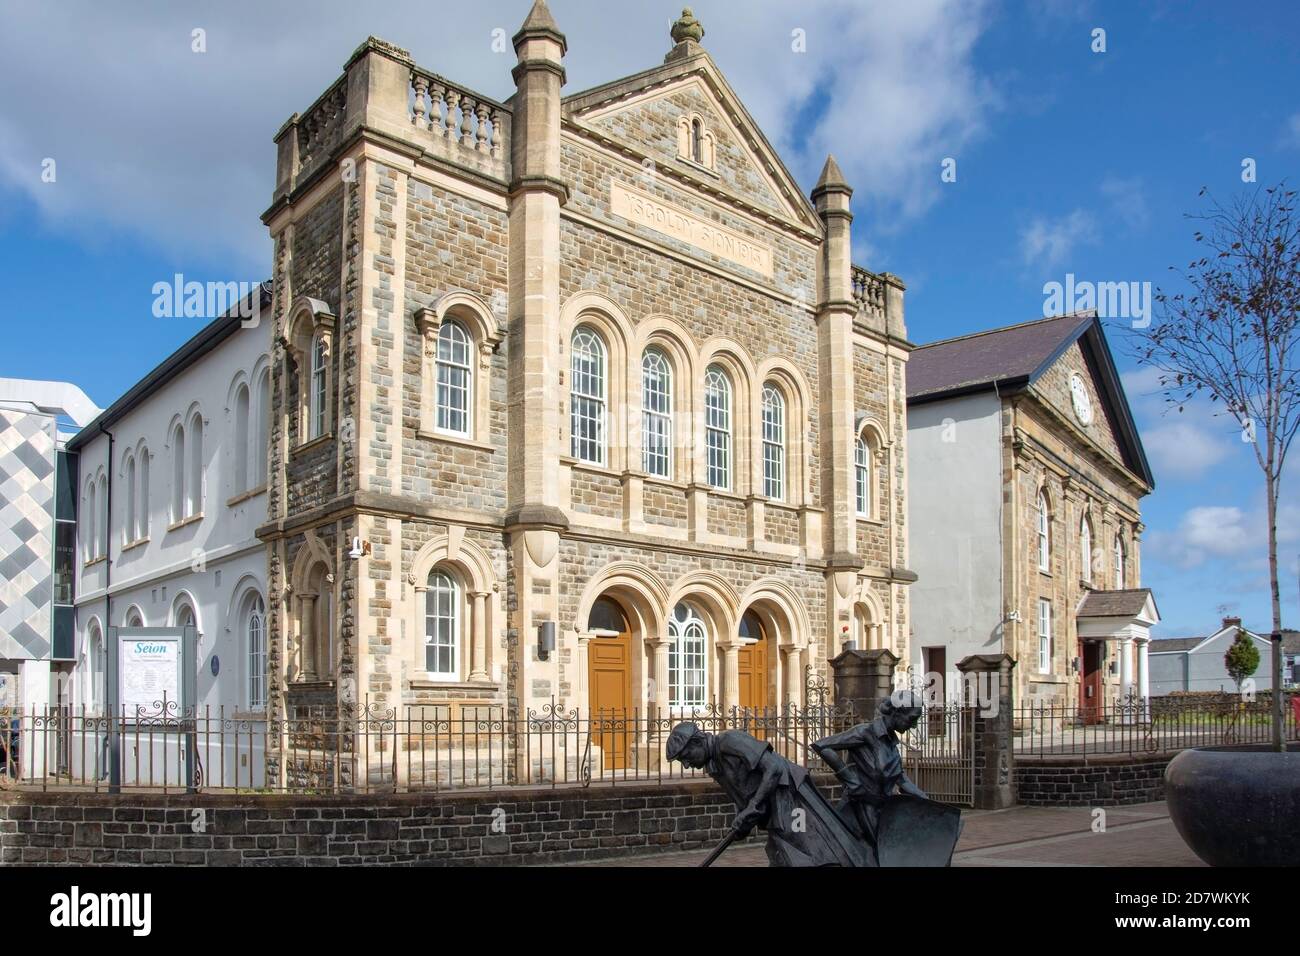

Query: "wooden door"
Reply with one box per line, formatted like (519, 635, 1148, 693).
(737, 633, 771, 739)
(588, 630, 632, 770)
(923, 647, 947, 736)
(1080, 641, 1103, 724)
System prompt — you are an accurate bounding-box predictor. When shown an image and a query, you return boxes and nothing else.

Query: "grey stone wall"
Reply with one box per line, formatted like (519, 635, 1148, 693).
(1014, 752, 1171, 806)
(0, 781, 790, 867)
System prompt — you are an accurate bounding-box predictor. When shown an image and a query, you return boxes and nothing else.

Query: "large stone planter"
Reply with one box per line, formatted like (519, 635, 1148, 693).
(1164, 745, 1300, 866)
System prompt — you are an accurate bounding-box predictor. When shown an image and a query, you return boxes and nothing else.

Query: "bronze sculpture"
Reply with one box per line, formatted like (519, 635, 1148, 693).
(665, 721, 872, 867)
(667, 691, 962, 866)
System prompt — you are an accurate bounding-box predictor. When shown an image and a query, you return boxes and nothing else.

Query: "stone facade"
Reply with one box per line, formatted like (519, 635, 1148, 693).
(1006, 337, 1149, 707)
(256, 3, 911, 784)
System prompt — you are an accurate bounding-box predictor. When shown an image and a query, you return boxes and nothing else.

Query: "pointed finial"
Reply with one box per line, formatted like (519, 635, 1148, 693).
(815, 155, 848, 192)
(521, 0, 558, 33)
(514, 0, 566, 55)
(671, 7, 705, 45)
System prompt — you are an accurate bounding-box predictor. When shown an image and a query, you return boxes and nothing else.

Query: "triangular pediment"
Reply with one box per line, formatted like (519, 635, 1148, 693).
(1029, 316, 1155, 489)
(564, 52, 820, 232)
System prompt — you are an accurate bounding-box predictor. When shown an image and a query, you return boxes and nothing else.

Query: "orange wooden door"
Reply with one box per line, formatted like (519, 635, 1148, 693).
(589, 630, 632, 769)
(737, 636, 771, 738)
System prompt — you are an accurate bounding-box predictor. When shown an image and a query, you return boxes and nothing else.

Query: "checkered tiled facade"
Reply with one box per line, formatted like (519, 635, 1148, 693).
(0, 409, 56, 660)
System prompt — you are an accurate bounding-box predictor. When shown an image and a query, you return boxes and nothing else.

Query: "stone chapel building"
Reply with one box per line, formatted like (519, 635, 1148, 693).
(258, 3, 913, 753)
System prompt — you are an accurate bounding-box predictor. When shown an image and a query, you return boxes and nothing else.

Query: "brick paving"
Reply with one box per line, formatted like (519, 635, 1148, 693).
(568, 800, 1204, 867)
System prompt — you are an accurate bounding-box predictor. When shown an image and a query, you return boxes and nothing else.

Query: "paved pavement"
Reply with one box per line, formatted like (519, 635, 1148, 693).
(571, 800, 1204, 867)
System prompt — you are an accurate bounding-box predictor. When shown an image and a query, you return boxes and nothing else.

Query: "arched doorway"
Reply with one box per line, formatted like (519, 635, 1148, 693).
(737, 610, 772, 712)
(586, 596, 632, 769)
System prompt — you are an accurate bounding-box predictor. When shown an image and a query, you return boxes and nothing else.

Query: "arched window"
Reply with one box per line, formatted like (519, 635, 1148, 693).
(175, 602, 195, 630)
(570, 327, 606, 465)
(137, 449, 150, 540)
(234, 383, 250, 492)
(669, 602, 707, 709)
(187, 414, 203, 518)
(97, 475, 108, 556)
(761, 384, 786, 501)
(704, 365, 732, 490)
(424, 570, 459, 678)
(253, 370, 270, 487)
(855, 435, 871, 518)
(1080, 513, 1093, 584)
(435, 320, 473, 436)
(244, 593, 267, 711)
(85, 480, 97, 561)
(87, 623, 104, 714)
(588, 596, 627, 634)
(123, 456, 136, 546)
(172, 423, 186, 522)
(309, 332, 328, 439)
(1037, 491, 1051, 572)
(641, 348, 673, 478)
(691, 117, 703, 163)
(125, 608, 143, 628)
(1114, 534, 1126, 589)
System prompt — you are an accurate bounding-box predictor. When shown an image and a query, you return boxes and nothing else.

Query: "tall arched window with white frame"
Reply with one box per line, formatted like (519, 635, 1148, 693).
(187, 414, 203, 518)
(435, 319, 472, 436)
(855, 435, 871, 518)
(761, 384, 786, 501)
(253, 370, 270, 486)
(123, 456, 136, 545)
(1080, 513, 1093, 584)
(424, 570, 459, 679)
(1037, 491, 1051, 572)
(97, 474, 108, 556)
(570, 327, 606, 465)
(704, 365, 732, 490)
(309, 332, 328, 440)
(85, 480, 97, 560)
(1114, 533, 1126, 589)
(171, 424, 186, 523)
(668, 602, 707, 709)
(234, 383, 251, 492)
(245, 593, 267, 712)
(88, 623, 105, 714)
(641, 348, 673, 478)
(137, 449, 149, 540)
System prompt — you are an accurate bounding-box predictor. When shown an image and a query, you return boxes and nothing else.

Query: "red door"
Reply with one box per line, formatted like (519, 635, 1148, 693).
(1080, 642, 1103, 724)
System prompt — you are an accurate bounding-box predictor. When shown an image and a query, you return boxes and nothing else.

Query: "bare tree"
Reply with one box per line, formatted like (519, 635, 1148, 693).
(1136, 183, 1299, 750)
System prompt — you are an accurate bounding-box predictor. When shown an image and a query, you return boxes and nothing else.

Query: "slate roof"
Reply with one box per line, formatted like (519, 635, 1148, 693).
(1147, 637, 1204, 653)
(906, 311, 1155, 489)
(907, 312, 1094, 401)
(1076, 588, 1157, 619)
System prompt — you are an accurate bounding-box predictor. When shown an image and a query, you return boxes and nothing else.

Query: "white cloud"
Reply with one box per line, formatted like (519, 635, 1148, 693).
(1019, 208, 1098, 269)
(1142, 420, 1231, 480)
(0, 1, 999, 274)
(1283, 112, 1300, 150)
(1148, 506, 1254, 569)
(1100, 175, 1149, 230)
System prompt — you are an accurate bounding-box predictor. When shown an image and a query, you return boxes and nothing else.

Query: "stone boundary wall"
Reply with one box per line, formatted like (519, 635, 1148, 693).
(0, 778, 845, 867)
(1014, 751, 1175, 806)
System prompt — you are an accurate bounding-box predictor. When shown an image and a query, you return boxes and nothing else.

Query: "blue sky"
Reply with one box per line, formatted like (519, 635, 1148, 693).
(0, 0, 1296, 637)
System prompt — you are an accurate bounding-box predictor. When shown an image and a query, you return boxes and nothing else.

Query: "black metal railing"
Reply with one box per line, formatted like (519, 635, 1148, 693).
(0, 696, 871, 796)
(1013, 692, 1298, 756)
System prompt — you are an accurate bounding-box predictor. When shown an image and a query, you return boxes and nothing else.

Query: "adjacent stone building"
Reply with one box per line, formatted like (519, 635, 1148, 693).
(257, 2, 913, 774)
(907, 311, 1157, 713)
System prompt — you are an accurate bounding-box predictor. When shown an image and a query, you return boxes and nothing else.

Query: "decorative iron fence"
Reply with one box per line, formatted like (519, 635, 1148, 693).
(0, 695, 870, 796)
(1014, 692, 1298, 756)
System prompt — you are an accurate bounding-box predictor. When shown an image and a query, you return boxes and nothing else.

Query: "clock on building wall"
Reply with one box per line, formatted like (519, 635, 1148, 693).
(1069, 373, 1094, 426)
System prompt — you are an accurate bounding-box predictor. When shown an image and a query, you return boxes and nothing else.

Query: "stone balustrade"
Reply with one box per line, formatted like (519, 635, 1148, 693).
(273, 38, 512, 202)
(409, 67, 510, 175)
(851, 265, 885, 321)
(296, 77, 348, 173)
